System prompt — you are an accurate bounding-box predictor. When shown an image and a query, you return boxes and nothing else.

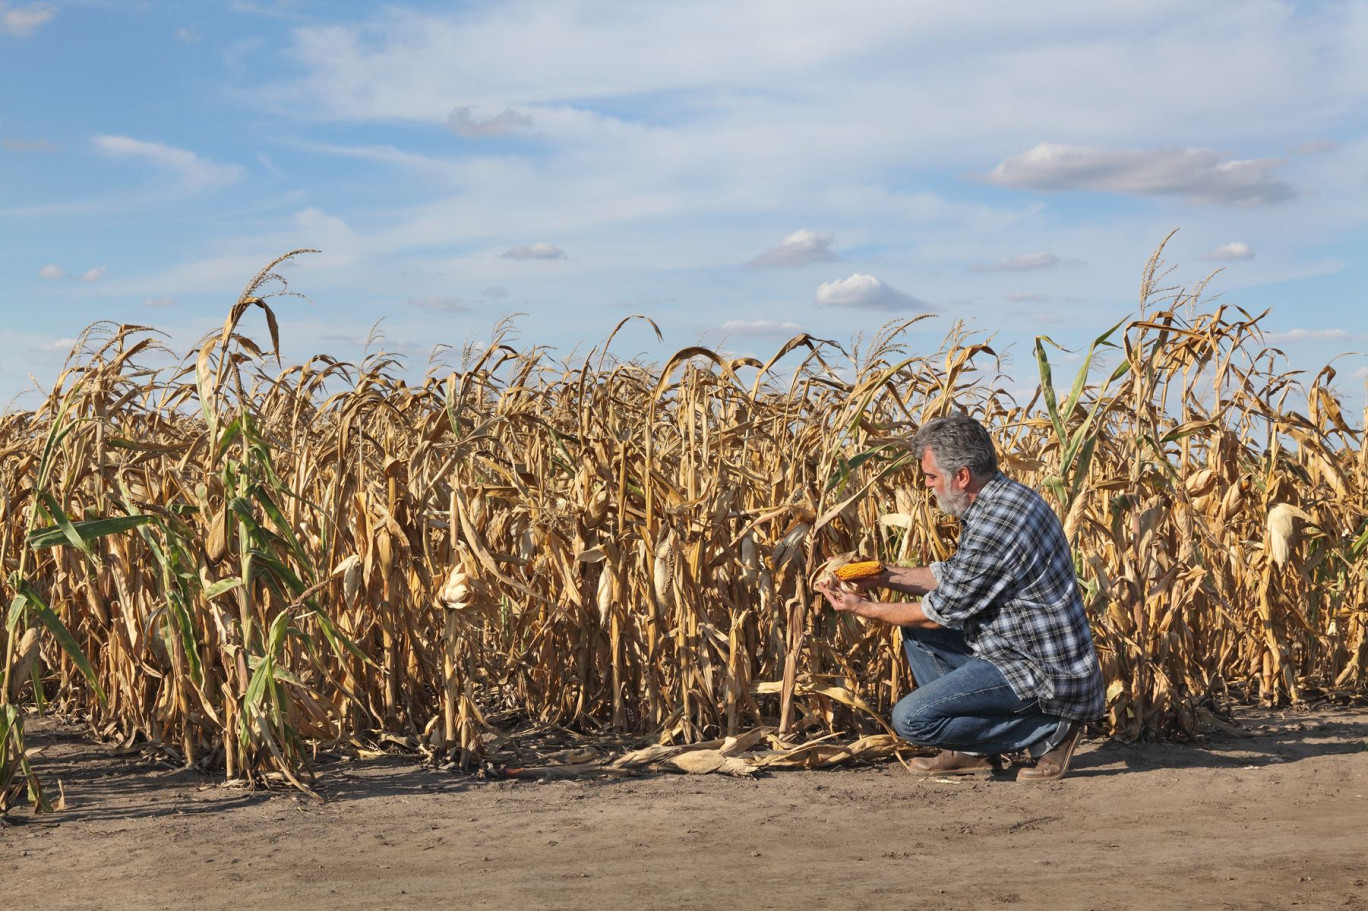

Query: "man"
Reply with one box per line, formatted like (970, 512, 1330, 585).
(816, 413, 1104, 781)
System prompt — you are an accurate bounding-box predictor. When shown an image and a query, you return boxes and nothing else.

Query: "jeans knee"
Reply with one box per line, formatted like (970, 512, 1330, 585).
(892, 694, 943, 745)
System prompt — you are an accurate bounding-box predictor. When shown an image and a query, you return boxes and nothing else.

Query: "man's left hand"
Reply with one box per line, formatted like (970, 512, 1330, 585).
(815, 577, 867, 616)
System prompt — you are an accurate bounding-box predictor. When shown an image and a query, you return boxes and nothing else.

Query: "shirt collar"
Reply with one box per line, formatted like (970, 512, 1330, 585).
(961, 470, 1007, 522)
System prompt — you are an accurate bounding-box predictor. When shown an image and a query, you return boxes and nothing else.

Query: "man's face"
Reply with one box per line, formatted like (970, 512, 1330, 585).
(921, 448, 970, 518)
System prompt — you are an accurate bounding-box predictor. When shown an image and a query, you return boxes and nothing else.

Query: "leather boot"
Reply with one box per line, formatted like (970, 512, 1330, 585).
(1018, 723, 1083, 782)
(907, 750, 998, 776)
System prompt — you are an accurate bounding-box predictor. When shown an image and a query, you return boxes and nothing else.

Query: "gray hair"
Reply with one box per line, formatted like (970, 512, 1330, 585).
(909, 413, 998, 481)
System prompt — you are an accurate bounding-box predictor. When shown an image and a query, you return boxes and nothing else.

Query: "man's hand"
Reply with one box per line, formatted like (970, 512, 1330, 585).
(815, 576, 869, 616)
(840, 567, 890, 596)
(814, 573, 940, 630)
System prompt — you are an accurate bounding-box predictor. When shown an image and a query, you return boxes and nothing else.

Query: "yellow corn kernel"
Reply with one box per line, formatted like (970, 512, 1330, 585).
(833, 559, 885, 581)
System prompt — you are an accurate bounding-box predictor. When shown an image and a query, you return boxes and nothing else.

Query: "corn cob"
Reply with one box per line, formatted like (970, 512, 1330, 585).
(833, 559, 885, 581)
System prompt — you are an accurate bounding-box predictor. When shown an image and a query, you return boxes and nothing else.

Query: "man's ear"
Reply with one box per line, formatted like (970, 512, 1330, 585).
(954, 466, 972, 489)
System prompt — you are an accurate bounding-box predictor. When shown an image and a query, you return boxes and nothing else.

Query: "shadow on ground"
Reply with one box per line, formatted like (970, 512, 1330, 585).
(8, 704, 1366, 823)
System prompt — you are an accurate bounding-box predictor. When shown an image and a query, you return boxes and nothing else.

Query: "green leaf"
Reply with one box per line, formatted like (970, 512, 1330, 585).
(249, 484, 312, 572)
(203, 577, 244, 599)
(215, 415, 243, 458)
(27, 514, 153, 550)
(267, 610, 290, 655)
(19, 581, 106, 703)
(105, 438, 187, 453)
(1060, 317, 1127, 419)
(1034, 336, 1066, 443)
(7, 593, 28, 632)
(307, 608, 375, 667)
(1349, 524, 1368, 561)
(165, 592, 204, 685)
(36, 492, 93, 559)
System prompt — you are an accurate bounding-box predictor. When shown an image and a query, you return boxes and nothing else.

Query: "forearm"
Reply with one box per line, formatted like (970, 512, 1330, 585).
(882, 565, 937, 597)
(845, 597, 941, 629)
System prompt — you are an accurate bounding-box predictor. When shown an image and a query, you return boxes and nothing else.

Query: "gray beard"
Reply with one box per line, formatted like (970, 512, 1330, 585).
(935, 487, 970, 518)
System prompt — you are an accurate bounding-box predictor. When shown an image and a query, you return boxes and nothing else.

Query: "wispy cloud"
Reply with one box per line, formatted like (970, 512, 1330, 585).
(1264, 328, 1352, 343)
(746, 229, 837, 268)
(93, 135, 244, 194)
(172, 26, 201, 44)
(1, 2, 56, 38)
(144, 296, 178, 309)
(1008, 308, 1066, 325)
(1004, 291, 1051, 303)
(1204, 242, 1254, 261)
(500, 243, 565, 261)
(3, 137, 58, 152)
(970, 252, 1067, 272)
(38, 264, 64, 279)
(447, 106, 532, 139)
(1295, 139, 1335, 155)
(983, 143, 1295, 206)
(409, 296, 468, 313)
(719, 319, 804, 337)
(228, 0, 308, 20)
(815, 274, 929, 312)
(80, 266, 107, 283)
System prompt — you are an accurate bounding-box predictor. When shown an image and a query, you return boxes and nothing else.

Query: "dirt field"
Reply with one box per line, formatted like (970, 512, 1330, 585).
(4, 705, 1367, 911)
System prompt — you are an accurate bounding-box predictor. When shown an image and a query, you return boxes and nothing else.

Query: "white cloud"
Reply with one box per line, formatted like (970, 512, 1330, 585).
(1295, 139, 1336, 155)
(447, 106, 532, 138)
(38, 264, 64, 279)
(983, 143, 1295, 206)
(1004, 291, 1051, 303)
(2, 137, 57, 152)
(482, 286, 510, 299)
(80, 265, 107, 283)
(1006, 306, 1066, 325)
(719, 319, 804, 337)
(172, 26, 201, 44)
(1204, 242, 1254, 261)
(144, 296, 177, 308)
(970, 252, 1063, 272)
(746, 229, 837, 268)
(292, 207, 359, 266)
(1, 2, 56, 38)
(228, 1, 309, 20)
(40, 337, 78, 352)
(501, 243, 566, 261)
(92, 135, 244, 194)
(1264, 328, 1352, 343)
(409, 296, 468, 313)
(815, 274, 929, 312)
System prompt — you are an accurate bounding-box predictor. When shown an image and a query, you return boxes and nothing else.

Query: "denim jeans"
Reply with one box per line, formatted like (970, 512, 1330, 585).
(892, 625, 1065, 756)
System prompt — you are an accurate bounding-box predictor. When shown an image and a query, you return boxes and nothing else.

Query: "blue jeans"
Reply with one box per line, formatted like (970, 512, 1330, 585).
(893, 626, 1064, 756)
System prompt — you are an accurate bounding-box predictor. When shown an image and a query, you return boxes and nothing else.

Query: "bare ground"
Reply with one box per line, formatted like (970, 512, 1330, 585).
(4, 705, 1368, 911)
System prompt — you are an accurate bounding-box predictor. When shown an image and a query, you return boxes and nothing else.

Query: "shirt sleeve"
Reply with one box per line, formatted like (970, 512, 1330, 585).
(921, 523, 1017, 628)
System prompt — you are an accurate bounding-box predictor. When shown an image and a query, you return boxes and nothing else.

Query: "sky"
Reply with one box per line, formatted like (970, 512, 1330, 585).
(2, 0, 1367, 417)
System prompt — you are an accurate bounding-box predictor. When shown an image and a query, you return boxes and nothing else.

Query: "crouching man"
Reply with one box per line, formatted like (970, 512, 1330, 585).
(816, 413, 1104, 781)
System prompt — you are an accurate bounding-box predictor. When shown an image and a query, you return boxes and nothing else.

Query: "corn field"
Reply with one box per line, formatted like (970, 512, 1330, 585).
(2, 241, 1366, 810)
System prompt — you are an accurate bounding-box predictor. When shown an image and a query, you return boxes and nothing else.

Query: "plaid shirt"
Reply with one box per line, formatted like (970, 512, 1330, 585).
(921, 472, 1105, 721)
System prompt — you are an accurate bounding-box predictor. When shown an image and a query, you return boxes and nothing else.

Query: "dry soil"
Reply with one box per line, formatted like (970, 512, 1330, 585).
(3, 705, 1367, 911)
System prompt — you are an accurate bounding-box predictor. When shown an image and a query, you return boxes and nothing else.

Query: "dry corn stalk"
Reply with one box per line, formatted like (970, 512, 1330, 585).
(1, 243, 1365, 808)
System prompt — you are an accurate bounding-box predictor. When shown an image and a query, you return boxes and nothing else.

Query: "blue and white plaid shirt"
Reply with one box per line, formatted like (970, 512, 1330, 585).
(921, 472, 1105, 721)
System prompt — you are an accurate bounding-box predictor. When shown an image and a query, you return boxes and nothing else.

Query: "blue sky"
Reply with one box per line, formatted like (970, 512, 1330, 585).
(3, 0, 1366, 415)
